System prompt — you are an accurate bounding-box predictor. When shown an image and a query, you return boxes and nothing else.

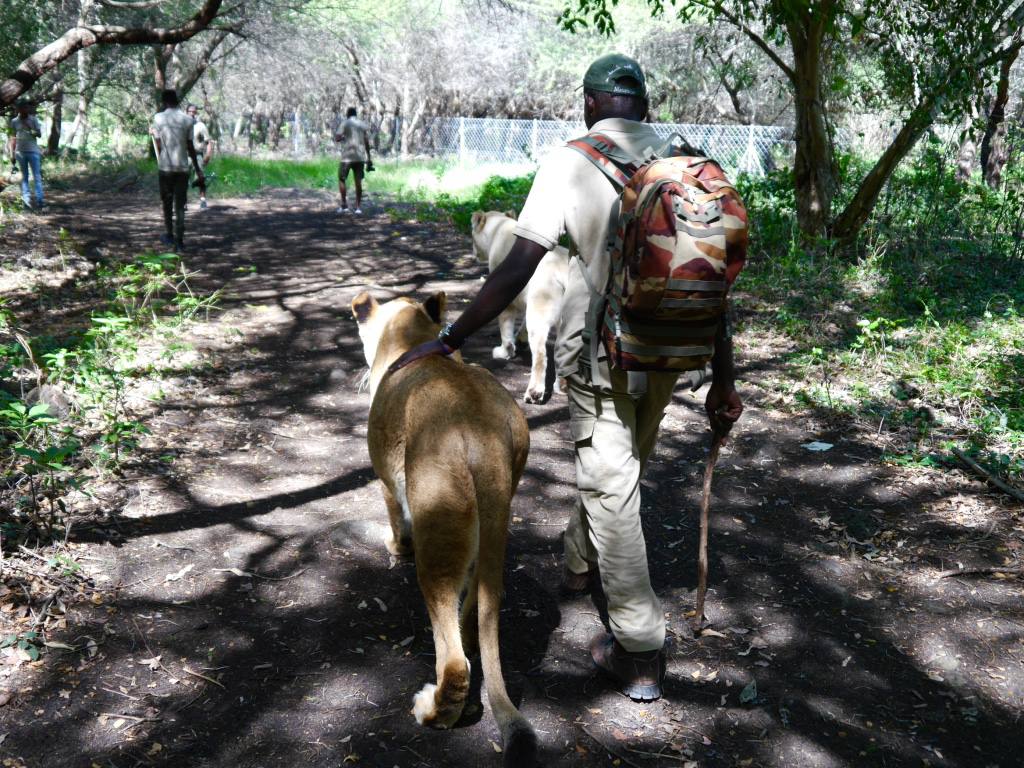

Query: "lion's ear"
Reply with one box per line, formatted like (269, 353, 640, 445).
(351, 292, 378, 324)
(422, 291, 446, 324)
(471, 211, 485, 232)
(506, 210, 517, 220)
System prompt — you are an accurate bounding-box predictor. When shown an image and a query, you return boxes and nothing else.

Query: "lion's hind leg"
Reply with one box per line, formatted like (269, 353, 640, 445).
(381, 480, 413, 557)
(459, 564, 480, 657)
(412, 564, 473, 728)
(492, 307, 519, 360)
(408, 485, 477, 730)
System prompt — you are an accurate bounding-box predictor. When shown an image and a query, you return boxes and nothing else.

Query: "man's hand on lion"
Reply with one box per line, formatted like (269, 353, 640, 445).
(387, 338, 454, 374)
(705, 383, 743, 442)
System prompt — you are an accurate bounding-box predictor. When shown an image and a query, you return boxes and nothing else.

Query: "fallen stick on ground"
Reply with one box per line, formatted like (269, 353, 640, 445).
(953, 449, 1024, 503)
(181, 666, 226, 689)
(937, 566, 1023, 579)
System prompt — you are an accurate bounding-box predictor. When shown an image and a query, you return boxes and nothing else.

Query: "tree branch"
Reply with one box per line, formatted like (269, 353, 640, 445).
(175, 30, 231, 99)
(831, 2, 1024, 238)
(689, 0, 796, 83)
(97, 0, 172, 9)
(1, 0, 224, 106)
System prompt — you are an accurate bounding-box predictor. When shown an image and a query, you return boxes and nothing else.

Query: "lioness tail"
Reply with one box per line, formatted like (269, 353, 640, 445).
(477, 542, 537, 766)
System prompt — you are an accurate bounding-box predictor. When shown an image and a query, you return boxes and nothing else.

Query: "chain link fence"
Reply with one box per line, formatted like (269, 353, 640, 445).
(417, 117, 792, 177)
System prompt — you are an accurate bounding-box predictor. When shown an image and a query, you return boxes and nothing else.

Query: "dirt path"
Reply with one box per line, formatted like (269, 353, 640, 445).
(2, 189, 1023, 768)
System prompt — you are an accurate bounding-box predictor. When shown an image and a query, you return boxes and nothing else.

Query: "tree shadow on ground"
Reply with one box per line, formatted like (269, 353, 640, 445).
(0, 190, 1021, 768)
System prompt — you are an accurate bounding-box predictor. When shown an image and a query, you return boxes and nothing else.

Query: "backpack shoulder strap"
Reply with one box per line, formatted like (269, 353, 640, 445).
(566, 132, 638, 188)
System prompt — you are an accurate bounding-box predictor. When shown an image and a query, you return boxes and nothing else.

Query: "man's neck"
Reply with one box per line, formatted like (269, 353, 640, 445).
(591, 116, 644, 130)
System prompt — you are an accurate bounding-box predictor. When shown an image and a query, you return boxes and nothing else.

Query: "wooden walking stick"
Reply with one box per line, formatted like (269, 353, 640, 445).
(691, 423, 726, 633)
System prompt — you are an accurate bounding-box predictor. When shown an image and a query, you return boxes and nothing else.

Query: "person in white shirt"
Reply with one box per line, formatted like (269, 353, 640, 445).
(186, 104, 214, 210)
(7, 101, 44, 210)
(389, 54, 744, 703)
(151, 90, 204, 251)
(333, 107, 373, 214)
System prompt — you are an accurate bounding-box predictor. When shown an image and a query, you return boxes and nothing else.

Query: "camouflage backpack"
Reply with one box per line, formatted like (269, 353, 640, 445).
(566, 132, 748, 388)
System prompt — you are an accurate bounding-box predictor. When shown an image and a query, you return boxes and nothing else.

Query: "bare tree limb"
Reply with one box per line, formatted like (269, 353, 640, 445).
(831, 2, 1024, 238)
(1, 0, 225, 106)
(952, 448, 1024, 502)
(97, 0, 172, 9)
(689, 0, 796, 84)
(175, 30, 231, 98)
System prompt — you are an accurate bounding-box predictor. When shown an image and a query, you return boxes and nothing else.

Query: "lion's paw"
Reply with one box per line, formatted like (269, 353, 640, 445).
(523, 385, 546, 404)
(492, 343, 515, 360)
(412, 684, 438, 725)
(384, 529, 413, 557)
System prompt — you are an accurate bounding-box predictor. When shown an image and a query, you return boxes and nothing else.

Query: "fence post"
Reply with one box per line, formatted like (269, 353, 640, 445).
(531, 118, 538, 160)
(459, 117, 466, 165)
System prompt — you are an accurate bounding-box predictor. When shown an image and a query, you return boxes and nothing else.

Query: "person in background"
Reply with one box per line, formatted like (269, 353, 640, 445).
(151, 90, 204, 252)
(186, 104, 214, 210)
(333, 106, 373, 214)
(7, 100, 44, 210)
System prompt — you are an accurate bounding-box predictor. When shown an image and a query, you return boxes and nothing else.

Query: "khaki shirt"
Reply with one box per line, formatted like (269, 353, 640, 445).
(152, 108, 195, 173)
(193, 119, 211, 155)
(514, 118, 664, 387)
(336, 117, 369, 162)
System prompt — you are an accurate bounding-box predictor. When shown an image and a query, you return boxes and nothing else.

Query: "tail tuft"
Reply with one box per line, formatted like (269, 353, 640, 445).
(501, 717, 538, 768)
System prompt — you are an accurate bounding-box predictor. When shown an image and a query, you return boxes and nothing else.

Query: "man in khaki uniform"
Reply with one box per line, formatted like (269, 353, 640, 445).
(389, 54, 743, 702)
(333, 107, 373, 214)
(187, 104, 214, 210)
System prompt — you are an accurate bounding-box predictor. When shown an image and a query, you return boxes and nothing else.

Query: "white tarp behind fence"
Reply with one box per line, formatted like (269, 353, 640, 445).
(419, 117, 791, 177)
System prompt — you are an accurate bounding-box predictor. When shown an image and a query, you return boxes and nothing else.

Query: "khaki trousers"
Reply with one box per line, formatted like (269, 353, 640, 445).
(563, 369, 679, 652)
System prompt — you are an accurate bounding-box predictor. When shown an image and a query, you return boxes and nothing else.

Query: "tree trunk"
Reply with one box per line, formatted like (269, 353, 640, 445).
(788, 15, 836, 237)
(268, 111, 282, 150)
(47, 86, 63, 155)
(955, 132, 977, 183)
(383, 106, 399, 154)
(68, 49, 92, 150)
(399, 83, 411, 156)
(980, 46, 1019, 189)
(63, 0, 94, 151)
(153, 43, 173, 105)
(830, 93, 940, 240)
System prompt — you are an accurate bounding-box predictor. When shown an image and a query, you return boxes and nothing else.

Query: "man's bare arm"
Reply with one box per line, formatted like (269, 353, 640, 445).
(388, 235, 548, 370)
(705, 312, 743, 438)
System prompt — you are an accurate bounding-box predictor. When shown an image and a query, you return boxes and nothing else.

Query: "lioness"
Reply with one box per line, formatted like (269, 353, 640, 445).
(471, 210, 569, 404)
(352, 290, 536, 767)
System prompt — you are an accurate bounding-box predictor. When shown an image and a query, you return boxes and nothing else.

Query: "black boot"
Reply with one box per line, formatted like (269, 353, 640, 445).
(590, 632, 665, 702)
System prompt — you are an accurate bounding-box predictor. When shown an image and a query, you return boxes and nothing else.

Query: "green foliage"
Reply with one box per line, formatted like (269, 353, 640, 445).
(1, 250, 218, 545)
(738, 146, 1024, 481)
(0, 630, 41, 661)
(0, 0, 50, 81)
(0, 398, 78, 538)
(433, 174, 535, 233)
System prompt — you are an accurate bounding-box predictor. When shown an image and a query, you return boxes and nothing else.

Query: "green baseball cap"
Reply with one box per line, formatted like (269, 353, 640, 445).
(583, 53, 647, 98)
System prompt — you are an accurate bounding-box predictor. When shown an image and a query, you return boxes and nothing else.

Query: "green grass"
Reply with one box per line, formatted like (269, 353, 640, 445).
(736, 151, 1024, 481)
(74, 155, 534, 209)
